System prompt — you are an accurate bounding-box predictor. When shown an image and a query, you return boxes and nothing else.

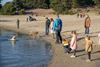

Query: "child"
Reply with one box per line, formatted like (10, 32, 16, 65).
(50, 18, 55, 38)
(70, 31, 77, 58)
(98, 33, 100, 45)
(62, 38, 70, 53)
(85, 35, 93, 62)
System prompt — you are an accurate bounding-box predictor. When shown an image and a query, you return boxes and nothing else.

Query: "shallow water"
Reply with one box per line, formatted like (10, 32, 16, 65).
(0, 29, 52, 67)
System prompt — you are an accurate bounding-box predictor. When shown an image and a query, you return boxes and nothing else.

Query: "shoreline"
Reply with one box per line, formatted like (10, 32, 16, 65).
(0, 15, 100, 67)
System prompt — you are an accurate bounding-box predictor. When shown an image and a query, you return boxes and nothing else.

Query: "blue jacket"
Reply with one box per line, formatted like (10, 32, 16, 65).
(53, 17, 62, 31)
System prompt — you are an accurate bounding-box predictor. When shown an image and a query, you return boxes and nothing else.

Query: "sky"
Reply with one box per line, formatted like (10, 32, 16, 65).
(1, 0, 13, 5)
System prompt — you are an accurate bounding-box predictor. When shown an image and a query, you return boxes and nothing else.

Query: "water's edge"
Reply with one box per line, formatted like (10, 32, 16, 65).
(0, 27, 54, 67)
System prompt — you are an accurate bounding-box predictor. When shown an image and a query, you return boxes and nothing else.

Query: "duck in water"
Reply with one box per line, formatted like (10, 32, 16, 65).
(10, 35, 16, 41)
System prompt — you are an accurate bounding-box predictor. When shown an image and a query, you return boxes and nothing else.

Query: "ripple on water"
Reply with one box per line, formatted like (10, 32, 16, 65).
(0, 29, 52, 67)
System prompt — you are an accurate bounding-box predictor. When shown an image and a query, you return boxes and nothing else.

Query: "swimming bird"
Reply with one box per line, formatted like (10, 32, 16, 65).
(10, 35, 16, 41)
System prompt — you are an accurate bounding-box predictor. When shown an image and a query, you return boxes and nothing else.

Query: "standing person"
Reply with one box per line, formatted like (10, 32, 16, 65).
(16, 19, 20, 29)
(31, 11, 33, 16)
(85, 35, 93, 62)
(84, 15, 91, 34)
(82, 12, 85, 18)
(50, 18, 55, 38)
(53, 15, 62, 44)
(26, 17, 28, 22)
(70, 31, 77, 58)
(80, 11, 83, 18)
(77, 13, 79, 18)
(45, 17, 51, 35)
(77, 11, 80, 18)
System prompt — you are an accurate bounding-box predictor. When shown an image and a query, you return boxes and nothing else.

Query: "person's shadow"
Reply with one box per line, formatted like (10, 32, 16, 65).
(76, 50, 100, 61)
(92, 58, 100, 61)
(91, 50, 100, 61)
(76, 49, 86, 57)
(92, 50, 100, 54)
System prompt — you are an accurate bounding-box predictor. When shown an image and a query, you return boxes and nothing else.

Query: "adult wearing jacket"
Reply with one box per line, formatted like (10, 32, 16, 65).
(53, 15, 62, 44)
(84, 15, 91, 34)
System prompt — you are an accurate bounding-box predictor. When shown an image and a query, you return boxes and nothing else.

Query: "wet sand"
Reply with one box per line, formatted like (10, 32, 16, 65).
(0, 14, 100, 67)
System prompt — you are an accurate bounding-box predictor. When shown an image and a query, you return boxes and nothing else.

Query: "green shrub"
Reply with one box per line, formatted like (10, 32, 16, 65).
(18, 9, 25, 15)
(0, 2, 16, 15)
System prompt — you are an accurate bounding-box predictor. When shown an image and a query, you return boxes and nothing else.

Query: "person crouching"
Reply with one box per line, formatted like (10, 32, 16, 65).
(62, 39, 70, 54)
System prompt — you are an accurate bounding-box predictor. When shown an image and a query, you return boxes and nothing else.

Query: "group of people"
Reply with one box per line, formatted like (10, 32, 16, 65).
(45, 15, 62, 44)
(45, 14, 100, 62)
(26, 16, 37, 22)
(62, 31, 94, 62)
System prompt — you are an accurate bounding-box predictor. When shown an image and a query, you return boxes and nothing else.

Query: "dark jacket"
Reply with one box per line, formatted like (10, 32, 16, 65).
(46, 19, 50, 28)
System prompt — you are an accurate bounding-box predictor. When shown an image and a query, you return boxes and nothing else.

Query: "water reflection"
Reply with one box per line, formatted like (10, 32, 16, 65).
(10, 40, 16, 47)
(0, 29, 52, 67)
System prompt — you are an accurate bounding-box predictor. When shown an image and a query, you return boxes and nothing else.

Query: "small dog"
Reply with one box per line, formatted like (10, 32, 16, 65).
(29, 31, 38, 38)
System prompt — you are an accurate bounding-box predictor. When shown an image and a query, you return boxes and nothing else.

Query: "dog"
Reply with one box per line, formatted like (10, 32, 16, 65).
(28, 31, 39, 38)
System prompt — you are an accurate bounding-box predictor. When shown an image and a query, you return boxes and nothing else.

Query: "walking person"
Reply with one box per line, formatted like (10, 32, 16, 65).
(45, 17, 51, 35)
(85, 35, 93, 62)
(16, 19, 20, 29)
(84, 15, 91, 34)
(70, 31, 77, 58)
(50, 18, 55, 38)
(53, 15, 62, 44)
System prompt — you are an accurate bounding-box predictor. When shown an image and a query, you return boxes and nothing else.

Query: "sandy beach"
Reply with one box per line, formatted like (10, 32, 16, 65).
(0, 13, 100, 67)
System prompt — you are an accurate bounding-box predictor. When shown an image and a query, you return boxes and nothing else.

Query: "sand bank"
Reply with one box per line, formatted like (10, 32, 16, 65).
(0, 14, 100, 67)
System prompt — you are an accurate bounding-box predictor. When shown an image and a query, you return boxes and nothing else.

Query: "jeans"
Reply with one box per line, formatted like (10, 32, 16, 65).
(63, 45, 70, 53)
(45, 26, 49, 35)
(55, 30, 62, 43)
(85, 27, 89, 34)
